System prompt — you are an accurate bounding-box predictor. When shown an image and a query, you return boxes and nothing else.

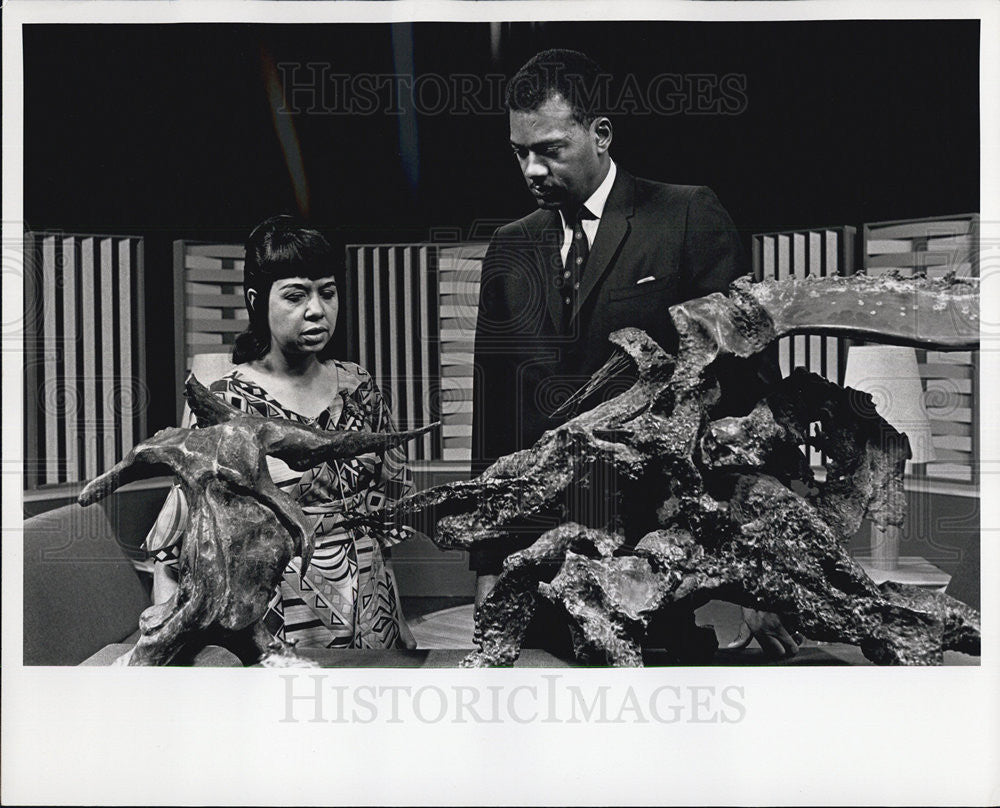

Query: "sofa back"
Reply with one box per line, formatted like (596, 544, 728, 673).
(23, 501, 150, 665)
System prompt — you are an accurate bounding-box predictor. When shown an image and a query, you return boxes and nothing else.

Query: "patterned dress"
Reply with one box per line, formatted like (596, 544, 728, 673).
(147, 360, 414, 650)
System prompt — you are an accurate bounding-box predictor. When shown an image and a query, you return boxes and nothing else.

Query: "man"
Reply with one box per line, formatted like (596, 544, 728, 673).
(470, 49, 789, 658)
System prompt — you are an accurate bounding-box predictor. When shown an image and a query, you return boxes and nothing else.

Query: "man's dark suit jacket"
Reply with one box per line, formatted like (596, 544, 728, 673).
(470, 167, 753, 574)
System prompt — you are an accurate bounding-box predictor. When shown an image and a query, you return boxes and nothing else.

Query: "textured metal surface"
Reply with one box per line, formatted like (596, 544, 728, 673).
(78, 376, 436, 666)
(373, 273, 981, 666)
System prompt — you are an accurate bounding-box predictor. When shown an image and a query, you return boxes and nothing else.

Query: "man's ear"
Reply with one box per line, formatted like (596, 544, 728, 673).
(592, 116, 613, 154)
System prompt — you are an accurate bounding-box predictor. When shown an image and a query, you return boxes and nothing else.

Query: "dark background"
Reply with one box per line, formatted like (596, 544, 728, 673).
(23, 20, 980, 434)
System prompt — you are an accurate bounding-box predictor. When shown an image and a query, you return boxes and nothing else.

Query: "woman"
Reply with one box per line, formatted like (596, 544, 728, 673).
(147, 215, 416, 651)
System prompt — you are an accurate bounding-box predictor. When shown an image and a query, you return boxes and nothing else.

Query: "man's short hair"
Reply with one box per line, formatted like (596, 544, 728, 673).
(505, 48, 610, 125)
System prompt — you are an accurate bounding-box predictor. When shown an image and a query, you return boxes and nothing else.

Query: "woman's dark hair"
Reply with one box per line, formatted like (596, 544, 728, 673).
(232, 215, 342, 364)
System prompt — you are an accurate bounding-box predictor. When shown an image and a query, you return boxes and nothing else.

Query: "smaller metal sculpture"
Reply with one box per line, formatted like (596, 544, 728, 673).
(78, 376, 437, 666)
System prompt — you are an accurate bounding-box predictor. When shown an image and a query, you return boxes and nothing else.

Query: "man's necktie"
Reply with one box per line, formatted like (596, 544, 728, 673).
(559, 206, 594, 333)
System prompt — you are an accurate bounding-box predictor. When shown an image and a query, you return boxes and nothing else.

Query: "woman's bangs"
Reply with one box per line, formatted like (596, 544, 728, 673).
(263, 240, 336, 282)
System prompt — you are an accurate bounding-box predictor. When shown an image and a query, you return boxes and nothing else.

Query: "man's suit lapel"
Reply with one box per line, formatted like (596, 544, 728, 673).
(574, 170, 635, 321)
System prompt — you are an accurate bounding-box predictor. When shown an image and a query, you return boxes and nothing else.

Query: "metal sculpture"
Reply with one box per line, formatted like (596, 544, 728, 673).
(365, 272, 980, 666)
(78, 378, 436, 666)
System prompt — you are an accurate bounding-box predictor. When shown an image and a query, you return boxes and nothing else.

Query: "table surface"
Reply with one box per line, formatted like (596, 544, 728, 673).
(854, 555, 952, 589)
(82, 642, 978, 667)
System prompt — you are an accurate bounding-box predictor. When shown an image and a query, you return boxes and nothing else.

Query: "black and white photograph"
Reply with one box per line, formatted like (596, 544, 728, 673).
(2, 1, 997, 805)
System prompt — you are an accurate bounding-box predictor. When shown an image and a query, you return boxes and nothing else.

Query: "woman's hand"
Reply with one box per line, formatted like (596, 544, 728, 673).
(727, 607, 802, 659)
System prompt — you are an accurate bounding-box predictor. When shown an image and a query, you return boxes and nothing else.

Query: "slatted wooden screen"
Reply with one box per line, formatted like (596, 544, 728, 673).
(861, 215, 979, 487)
(437, 244, 486, 462)
(23, 231, 146, 488)
(752, 227, 857, 467)
(345, 244, 439, 462)
(172, 241, 247, 424)
(344, 243, 488, 465)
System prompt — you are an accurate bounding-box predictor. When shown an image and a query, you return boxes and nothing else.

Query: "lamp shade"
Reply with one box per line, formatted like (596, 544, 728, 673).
(189, 352, 235, 387)
(843, 345, 936, 466)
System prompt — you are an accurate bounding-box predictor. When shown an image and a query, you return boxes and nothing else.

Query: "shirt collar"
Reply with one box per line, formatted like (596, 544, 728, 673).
(559, 159, 617, 229)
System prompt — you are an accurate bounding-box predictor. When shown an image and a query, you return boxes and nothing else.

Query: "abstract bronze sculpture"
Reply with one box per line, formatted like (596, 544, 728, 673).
(79, 271, 980, 666)
(366, 272, 981, 666)
(78, 379, 437, 666)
